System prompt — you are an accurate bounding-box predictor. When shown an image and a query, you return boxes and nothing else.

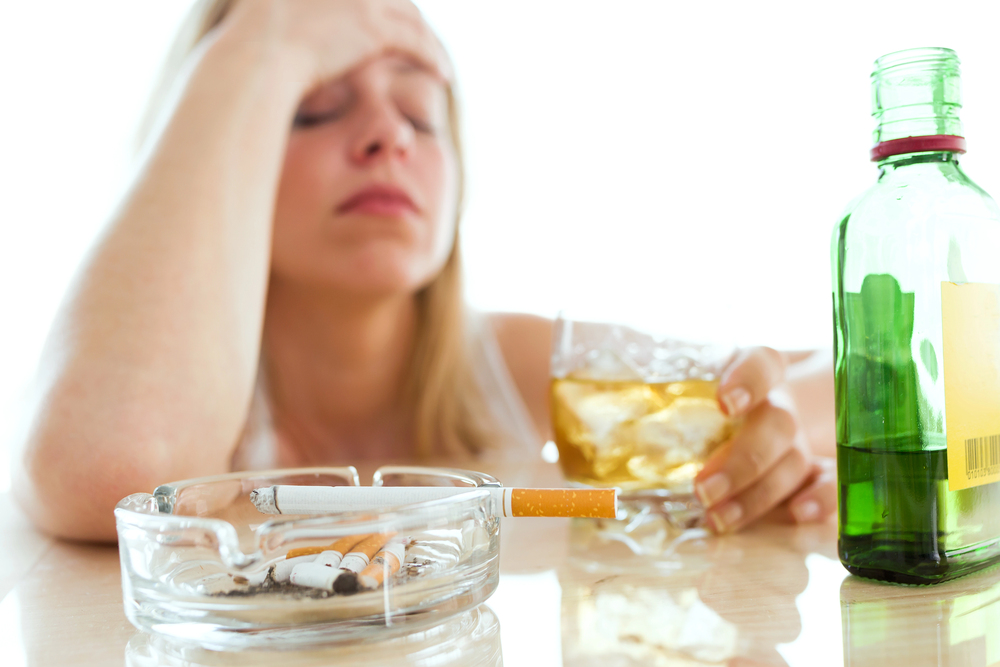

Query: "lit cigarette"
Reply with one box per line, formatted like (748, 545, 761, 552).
(251, 486, 618, 519)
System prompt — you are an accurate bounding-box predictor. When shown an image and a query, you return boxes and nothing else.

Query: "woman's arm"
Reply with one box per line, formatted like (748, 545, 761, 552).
(490, 313, 553, 440)
(783, 348, 836, 458)
(13, 13, 307, 542)
(13, 0, 448, 542)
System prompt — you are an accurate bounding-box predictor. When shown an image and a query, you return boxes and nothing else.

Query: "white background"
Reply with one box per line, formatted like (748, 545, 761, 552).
(3, 1, 1000, 492)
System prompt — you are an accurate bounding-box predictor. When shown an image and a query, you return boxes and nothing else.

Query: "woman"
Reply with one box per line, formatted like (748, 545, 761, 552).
(12, 0, 835, 542)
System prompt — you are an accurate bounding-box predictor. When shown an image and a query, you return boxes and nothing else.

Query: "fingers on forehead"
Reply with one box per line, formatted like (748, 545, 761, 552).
(377, 5, 453, 82)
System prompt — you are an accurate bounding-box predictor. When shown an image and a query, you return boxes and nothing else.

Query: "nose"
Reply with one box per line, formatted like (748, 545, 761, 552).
(349, 100, 415, 164)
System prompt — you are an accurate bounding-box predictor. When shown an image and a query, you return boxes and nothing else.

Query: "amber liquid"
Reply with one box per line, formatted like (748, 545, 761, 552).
(550, 378, 738, 491)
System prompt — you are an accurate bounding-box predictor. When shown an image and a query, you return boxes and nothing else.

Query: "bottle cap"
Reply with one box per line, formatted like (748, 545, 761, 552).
(870, 134, 966, 162)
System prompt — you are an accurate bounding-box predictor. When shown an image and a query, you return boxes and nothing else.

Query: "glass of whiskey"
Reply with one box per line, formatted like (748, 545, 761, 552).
(550, 316, 741, 526)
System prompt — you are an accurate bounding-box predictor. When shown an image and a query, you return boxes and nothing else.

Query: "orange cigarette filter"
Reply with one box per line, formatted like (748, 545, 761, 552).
(358, 542, 405, 589)
(508, 488, 617, 518)
(346, 532, 395, 561)
(285, 533, 372, 560)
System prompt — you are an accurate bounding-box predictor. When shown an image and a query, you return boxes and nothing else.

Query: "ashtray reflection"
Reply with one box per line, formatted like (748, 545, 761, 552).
(125, 604, 502, 667)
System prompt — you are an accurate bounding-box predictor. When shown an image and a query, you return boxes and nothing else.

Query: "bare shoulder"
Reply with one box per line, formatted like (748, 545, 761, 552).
(487, 312, 553, 438)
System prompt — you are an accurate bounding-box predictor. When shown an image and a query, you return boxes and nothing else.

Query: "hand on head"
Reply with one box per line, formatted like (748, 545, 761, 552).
(226, 0, 452, 90)
(696, 347, 836, 533)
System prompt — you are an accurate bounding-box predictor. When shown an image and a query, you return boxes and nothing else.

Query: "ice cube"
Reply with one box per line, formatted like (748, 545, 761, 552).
(559, 384, 656, 448)
(632, 397, 729, 463)
(553, 380, 658, 479)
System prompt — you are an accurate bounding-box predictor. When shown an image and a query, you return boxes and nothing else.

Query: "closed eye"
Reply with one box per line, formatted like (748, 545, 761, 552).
(405, 114, 436, 135)
(293, 109, 345, 129)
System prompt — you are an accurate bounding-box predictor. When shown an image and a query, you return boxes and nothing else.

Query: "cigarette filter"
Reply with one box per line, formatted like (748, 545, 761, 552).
(338, 533, 394, 573)
(273, 554, 317, 583)
(285, 532, 371, 560)
(252, 486, 617, 519)
(289, 562, 339, 591)
(288, 534, 395, 592)
(357, 540, 406, 590)
(312, 533, 370, 569)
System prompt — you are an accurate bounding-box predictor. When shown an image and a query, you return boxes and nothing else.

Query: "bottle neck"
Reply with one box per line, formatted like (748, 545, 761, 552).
(870, 48, 964, 162)
(876, 150, 961, 173)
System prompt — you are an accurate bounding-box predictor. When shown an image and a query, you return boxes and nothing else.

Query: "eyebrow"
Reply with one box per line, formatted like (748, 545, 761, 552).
(391, 59, 443, 83)
(392, 59, 423, 73)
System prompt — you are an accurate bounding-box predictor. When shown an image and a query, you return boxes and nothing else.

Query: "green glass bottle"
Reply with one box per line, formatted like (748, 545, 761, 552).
(833, 47, 1000, 584)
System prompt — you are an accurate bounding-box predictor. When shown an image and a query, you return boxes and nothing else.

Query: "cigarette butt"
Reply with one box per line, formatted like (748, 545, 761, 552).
(285, 546, 328, 559)
(508, 488, 617, 519)
(357, 540, 405, 590)
(338, 533, 394, 573)
(333, 570, 359, 594)
(285, 533, 372, 560)
(289, 562, 340, 591)
(252, 486, 618, 519)
(273, 554, 317, 582)
(238, 567, 272, 586)
(314, 533, 372, 569)
(314, 550, 344, 568)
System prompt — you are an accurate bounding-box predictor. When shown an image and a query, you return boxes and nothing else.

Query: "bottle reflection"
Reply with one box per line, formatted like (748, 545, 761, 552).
(840, 570, 1000, 667)
(559, 517, 815, 666)
(124, 604, 502, 667)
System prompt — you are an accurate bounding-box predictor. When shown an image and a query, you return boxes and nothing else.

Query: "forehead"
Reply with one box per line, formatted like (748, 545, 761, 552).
(350, 55, 446, 90)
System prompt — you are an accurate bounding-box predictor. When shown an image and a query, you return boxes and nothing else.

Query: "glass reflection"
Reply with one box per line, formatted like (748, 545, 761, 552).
(559, 515, 821, 666)
(124, 604, 502, 667)
(841, 567, 1000, 666)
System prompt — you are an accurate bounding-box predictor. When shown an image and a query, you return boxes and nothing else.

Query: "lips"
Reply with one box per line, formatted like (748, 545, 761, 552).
(337, 184, 418, 217)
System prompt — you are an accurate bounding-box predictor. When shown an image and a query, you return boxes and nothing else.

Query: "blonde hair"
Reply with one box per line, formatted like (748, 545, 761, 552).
(144, 0, 493, 458)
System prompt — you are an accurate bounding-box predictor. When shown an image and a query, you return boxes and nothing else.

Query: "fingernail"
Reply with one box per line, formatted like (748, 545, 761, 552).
(721, 387, 751, 416)
(792, 500, 820, 523)
(709, 502, 743, 533)
(696, 473, 731, 507)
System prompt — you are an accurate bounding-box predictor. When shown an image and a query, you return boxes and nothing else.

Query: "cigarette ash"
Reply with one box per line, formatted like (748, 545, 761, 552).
(210, 567, 374, 599)
(213, 568, 334, 599)
(205, 523, 489, 599)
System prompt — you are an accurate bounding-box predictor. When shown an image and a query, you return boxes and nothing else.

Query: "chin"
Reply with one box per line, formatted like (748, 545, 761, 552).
(271, 235, 451, 296)
(277, 260, 441, 298)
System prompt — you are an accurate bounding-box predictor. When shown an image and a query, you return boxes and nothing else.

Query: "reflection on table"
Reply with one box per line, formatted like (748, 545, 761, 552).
(841, 565, 1000, 666)
(556, 515, 819, 666)
(125, 605, 502, 667)
(3, 487, 1000, 666)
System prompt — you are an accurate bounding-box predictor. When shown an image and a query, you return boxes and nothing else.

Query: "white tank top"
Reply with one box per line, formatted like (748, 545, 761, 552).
(231, 312, 544, 479)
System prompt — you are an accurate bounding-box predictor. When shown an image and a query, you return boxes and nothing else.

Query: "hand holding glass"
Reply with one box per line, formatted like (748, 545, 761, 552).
(550, 317, 741, 523)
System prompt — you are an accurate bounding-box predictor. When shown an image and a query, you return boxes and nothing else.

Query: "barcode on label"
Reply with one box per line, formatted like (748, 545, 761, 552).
(965, 435, 1000, 479)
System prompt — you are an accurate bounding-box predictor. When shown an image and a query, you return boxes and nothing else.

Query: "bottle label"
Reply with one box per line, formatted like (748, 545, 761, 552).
(942, 281, 1000, 491)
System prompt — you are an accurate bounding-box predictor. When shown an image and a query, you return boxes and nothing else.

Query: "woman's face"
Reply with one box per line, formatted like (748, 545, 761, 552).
(271, 55, 458, 296)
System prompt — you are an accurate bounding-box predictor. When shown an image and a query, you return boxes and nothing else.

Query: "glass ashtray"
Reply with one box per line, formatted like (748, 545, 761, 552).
(114, 466, 502, 649)
(125, 605, 502, 666)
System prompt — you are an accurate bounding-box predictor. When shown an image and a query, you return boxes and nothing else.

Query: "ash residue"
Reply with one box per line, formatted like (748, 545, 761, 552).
(210, 567, 346, 599)
(399, 558, 433, 581)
